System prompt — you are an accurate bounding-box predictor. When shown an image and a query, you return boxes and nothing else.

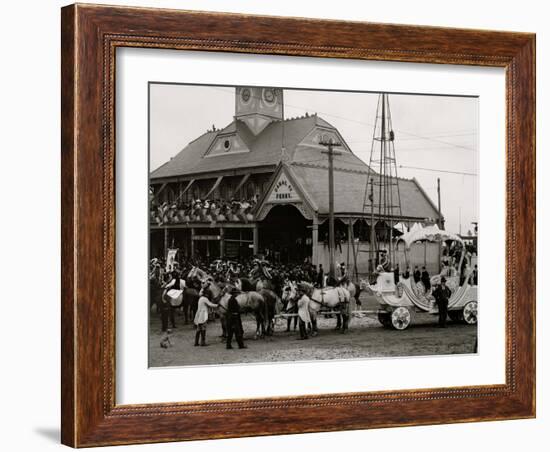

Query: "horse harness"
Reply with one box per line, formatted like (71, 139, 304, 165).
(310, 286, 348, 309)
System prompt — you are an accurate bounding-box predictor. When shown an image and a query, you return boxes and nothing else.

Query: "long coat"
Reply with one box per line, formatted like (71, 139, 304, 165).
(194, 296, 218, 325)
(297, 294, 311, 325)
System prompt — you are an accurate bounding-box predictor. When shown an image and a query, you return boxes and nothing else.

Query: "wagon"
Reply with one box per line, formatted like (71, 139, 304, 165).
(364, 225, 478, 330)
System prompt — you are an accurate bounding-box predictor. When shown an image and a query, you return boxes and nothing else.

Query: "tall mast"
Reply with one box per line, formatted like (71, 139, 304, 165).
(358, 93, 403, 274)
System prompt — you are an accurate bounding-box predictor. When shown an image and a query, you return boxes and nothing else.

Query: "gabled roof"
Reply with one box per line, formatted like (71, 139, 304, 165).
(150, 114, 371, 180)
(150, 113, 439, 222)
(289, 163, 439, 220)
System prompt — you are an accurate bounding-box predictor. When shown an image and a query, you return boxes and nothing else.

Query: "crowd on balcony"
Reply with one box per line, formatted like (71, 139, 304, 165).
(150, 197, 258, 226)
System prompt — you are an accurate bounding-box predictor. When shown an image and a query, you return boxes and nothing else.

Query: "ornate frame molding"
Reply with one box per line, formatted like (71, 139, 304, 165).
(61, 4, 535, 447)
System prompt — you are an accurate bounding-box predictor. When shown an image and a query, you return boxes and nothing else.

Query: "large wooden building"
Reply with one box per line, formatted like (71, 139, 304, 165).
(150, 87, 442, 273)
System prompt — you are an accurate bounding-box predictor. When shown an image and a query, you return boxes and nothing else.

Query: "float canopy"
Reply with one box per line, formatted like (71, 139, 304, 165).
(399, 224, 463, 249)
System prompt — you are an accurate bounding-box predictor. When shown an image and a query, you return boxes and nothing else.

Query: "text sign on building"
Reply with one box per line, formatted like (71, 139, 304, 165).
(268, 172, 301, 203)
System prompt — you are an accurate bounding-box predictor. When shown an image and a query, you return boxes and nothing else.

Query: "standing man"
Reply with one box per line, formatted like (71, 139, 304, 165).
(421, 266, 431, 293)
(226, 287, 247, 349)
(413, 265, 421, 284)
(316, 264, 324, 288)
(433, 277, 452, 328)
(393, 264, 400, 285)
(163, 270, 186, 330)
(337, 262, 349, 286)
(193, 288, 218, 346)
(296, 284, 311, 340)
(379, 250, 390, 272)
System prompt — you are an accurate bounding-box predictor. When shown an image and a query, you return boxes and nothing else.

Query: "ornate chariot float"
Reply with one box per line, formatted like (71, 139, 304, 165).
(364, 225, 478, 330)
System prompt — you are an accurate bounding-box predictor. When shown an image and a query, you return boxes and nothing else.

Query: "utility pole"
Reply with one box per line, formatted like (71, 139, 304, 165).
(321, 139, 342, 280)
(437, 177, 442, 229)
(437, 177, 442, 272)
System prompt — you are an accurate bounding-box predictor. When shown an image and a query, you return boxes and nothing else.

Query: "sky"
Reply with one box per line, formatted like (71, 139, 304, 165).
(150, 84, 478, 235)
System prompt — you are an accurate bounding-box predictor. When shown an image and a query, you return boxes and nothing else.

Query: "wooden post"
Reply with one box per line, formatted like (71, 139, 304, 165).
(312, 217, 319, 267)
(219, 227, 225, 259)
(190, 227, 195, 259)
(163, 227, 168, 258)
(320, 140, 342, 279)
(253, 224, 259, 255)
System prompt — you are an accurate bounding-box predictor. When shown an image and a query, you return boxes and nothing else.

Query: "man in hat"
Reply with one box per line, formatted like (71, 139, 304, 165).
(316, 264, 324, 288)
(379, 250, 390, 272)
(413, 265, 421, 284)
(433, 277, 452, 328)
(161, 269, 186, 331)
(296, 284, 311, 340)
(226, 287, 246, 349)
(337, 262, 349, 287)
(421, 266, 431, 293)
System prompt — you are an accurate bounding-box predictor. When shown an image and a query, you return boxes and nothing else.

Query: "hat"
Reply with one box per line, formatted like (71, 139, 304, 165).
(297, 283, 309, 293)
(441, 277, 447, 283)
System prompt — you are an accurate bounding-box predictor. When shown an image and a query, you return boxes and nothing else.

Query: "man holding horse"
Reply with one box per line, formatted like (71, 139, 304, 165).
(160, 269, 185, 332)
(194, 288, 219, 346)
(226, 287, 247, 350)
(297, 284, 312, 340)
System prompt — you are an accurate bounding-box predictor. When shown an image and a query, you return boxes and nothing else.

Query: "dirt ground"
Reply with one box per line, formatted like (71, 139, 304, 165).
(149, 294, 477, 367)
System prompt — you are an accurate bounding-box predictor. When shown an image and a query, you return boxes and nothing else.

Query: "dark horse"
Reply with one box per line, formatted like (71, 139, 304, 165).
(218, 287, 267, 338)
(259, 288, 283, 335)
(149, 277, 164, 313)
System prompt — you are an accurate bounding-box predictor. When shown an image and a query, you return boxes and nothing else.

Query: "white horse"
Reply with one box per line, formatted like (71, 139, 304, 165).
(282, 281, 352, 334)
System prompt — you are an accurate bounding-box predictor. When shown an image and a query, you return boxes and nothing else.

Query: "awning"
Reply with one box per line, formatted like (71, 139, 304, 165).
(399, 224, 463, 248)
(205, 176, 223, 199)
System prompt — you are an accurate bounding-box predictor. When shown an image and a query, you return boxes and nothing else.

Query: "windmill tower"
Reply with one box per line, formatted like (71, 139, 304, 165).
(359, 93, 403, 273)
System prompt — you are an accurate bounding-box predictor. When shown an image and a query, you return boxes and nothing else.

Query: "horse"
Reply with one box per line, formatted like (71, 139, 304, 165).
(259, 288, 283, 335)
(236, 277, 273, 292)
(149, 276, 164, 313)
(218, 287, 268, 338)
(301, 282, 352, 335)
(189, 266, 268, 338)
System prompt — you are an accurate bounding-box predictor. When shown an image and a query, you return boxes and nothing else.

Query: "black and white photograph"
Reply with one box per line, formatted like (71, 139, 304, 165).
(148, 83, 479, 367)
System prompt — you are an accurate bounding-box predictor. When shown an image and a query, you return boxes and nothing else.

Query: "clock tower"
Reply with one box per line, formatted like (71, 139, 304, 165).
(235, 87, 283, 135)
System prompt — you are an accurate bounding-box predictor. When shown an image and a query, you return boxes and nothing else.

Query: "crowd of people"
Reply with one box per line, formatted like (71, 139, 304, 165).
(150, 197, 258, 226)
(150, 255, 352, 347)
(151, 241, 479, 344)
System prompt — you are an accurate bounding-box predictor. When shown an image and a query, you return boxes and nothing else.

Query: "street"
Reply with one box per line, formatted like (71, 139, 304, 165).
(149, 294, 477, 367)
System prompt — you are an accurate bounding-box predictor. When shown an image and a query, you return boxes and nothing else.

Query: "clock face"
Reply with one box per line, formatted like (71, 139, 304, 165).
(241, 88, 251, 103)
(263, 88, 276, 104)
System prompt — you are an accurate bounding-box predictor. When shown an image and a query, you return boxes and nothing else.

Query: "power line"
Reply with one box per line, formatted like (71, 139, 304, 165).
(207, 86, 477, 152)
(398, 165, 477, 176)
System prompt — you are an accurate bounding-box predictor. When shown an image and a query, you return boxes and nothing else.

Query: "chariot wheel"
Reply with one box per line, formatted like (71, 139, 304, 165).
(378, 312, 392, 328)
(463, 301, 478, 325)
(448, 310, 464, 322)
(391, 307, 411, 330)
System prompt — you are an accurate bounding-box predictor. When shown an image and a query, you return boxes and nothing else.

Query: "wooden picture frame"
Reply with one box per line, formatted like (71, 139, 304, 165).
(61, 3, 535, 447)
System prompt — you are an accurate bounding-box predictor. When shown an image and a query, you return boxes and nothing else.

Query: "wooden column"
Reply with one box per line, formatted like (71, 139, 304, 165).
(219, 227, 225, 259)
(190, 227, 195, 259)
(163, 227, 169, 258)
(253, 224, 259, 255)
(312, 216, 319, 267)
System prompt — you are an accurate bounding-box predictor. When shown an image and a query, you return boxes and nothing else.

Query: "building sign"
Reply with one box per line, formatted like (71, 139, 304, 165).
(267, 172, 301, 203)
(192, 235, 221, 241)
